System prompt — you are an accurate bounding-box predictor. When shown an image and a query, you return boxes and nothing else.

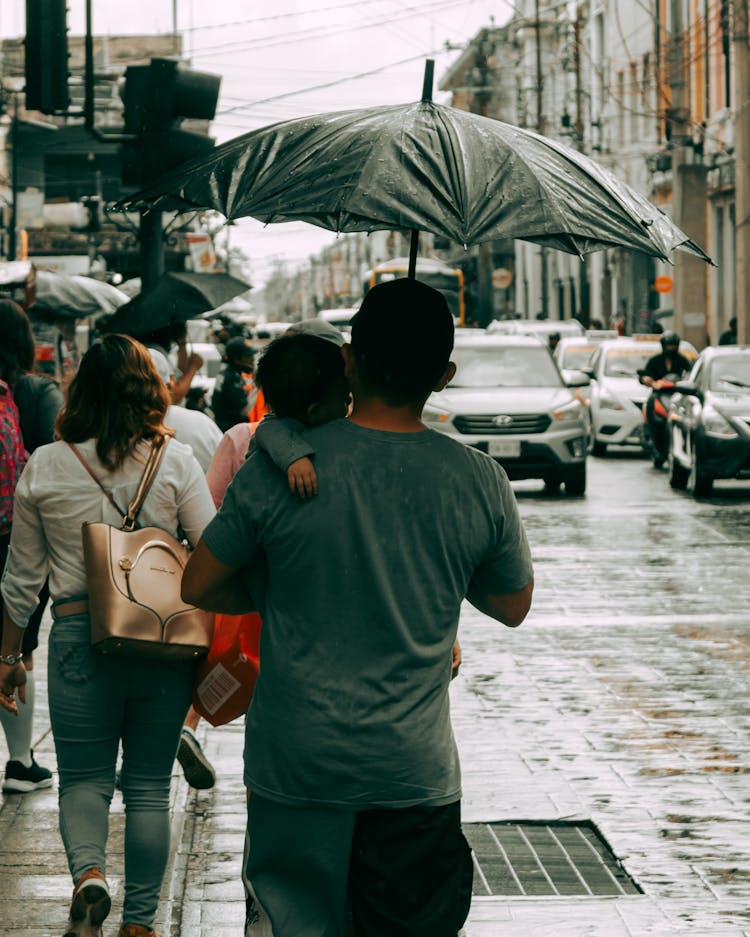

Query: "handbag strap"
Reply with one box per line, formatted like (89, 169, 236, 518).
(68, 435, 171, 531)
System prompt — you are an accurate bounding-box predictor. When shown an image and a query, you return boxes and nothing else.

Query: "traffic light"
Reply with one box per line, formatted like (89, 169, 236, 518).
(120, 58, 221, 187)
(24, 0, 70, 114)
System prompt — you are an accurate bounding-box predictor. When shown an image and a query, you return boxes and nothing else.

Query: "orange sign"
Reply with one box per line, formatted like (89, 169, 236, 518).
(654, 275, 674, 294)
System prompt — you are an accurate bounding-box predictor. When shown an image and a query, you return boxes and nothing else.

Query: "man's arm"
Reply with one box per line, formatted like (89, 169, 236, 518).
(182, 539, 257, 614)
(466, 578, 534, 628)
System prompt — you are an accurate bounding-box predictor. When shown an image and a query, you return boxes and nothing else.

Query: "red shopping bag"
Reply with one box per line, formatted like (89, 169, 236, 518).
(192, 612, 261, 727)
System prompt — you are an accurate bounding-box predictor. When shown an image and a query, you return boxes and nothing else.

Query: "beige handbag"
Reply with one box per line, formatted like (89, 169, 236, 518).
(69, 436, 213, 660)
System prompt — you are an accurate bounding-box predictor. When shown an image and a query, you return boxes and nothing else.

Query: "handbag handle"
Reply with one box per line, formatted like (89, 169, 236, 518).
(68, 435, 171, 531)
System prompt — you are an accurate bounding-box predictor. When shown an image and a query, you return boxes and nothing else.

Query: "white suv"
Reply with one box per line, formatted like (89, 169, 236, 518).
(424, 333, 590, 495)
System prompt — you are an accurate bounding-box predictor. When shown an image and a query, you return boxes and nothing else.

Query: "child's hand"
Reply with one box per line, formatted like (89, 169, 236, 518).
(288, 457, 318, 499)
(451, 640, 462, 680)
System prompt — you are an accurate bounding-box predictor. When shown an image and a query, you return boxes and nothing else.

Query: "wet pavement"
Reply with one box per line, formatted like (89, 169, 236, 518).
(2, 451, 750, 936)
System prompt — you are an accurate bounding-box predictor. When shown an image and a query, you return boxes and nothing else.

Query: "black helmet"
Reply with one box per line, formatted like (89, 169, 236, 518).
(660, 331, 680, 350)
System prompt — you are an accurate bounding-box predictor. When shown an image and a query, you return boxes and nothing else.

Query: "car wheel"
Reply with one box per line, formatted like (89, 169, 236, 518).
(690, 443, 713, 498)
(543, 475, 561, 493)
(668, 445, 689, 490)
(565, 465, 586, 496)
(592, 440, 607, 456)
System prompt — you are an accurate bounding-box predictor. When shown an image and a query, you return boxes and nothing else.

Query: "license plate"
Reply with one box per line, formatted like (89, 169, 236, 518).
(489, 439, 521, 458)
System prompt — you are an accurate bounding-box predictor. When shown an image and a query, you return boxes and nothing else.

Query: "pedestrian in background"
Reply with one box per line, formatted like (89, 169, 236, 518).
(148, 348, 222, 475)
(719, 316, 738, 346)
(0, 298, 62, 794)
(133, 323, 204, 405)
(182, 278, 534, 937)
(0, 334, 215, 937)
(211, 336, 268, 432)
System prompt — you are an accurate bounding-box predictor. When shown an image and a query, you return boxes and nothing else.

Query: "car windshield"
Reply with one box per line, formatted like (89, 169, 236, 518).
(449, 345, 562, 388)
(560, 345, 597, 369)
(709, 356, 750, 391)
(603, 347, 657, 378)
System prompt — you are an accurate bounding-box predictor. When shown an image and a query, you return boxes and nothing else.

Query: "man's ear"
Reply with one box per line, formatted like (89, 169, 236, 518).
(433, 361, 456, 392)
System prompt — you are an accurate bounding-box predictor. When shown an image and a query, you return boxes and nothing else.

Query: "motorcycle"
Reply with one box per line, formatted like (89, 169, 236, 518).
(641, 373, 679, 468)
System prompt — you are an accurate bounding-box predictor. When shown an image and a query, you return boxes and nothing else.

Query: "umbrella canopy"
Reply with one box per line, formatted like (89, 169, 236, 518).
(32, 270, 130, 319)
(117, 98, 710, 264)
(104, 271, 251, 336)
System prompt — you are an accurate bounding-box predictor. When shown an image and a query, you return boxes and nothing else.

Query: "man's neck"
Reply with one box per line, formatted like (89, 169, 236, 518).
(348, 399, 426, 432)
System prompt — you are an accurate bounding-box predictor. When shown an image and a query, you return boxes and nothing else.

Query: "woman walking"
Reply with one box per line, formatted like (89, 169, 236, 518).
(0, 334, 215, 937)
(0, 299, 63, 793)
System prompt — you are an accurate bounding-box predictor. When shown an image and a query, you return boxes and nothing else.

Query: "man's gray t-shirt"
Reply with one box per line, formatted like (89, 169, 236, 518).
(202, 419, 533, 809)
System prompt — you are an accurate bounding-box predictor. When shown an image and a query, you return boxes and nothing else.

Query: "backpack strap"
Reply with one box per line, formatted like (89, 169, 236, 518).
(68, 435, 171, 531)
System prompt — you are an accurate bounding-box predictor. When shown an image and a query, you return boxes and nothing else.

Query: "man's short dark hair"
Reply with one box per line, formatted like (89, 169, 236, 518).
(256, 333, 345, 421)
(351, 278, 454, 405)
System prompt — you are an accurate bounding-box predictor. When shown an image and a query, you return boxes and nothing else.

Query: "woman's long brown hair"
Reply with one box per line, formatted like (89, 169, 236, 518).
(56, 334, 171, 470)
(0, 299, 35, 388)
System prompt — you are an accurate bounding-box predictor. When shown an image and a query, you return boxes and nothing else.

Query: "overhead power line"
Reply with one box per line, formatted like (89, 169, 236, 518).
(189, 0, 468, 59)
(217, 47, 455, 116)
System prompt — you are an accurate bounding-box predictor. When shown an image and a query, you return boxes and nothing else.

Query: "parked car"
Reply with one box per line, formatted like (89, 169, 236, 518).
(423, 333, 589, 494)
(554, 335, 619, 449)
(488, 319, 586, 340)
(667, 345, 750, 497)
(316, 307, 359, 328)
(251, 321, 290, 348)
(586, 336, 697, 455)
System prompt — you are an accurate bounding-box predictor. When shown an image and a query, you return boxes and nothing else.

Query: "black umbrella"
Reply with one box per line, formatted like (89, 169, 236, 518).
(117, 61, 711, 274)
(104, 271, 251, 336)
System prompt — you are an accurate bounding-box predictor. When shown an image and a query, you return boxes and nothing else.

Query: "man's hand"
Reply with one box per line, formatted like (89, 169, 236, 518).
(451, 640, 462, 680)
(288, 457, 318, 499)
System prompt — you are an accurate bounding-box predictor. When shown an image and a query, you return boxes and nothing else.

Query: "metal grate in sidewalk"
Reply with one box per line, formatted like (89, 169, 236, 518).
(462, 820, 642, 898)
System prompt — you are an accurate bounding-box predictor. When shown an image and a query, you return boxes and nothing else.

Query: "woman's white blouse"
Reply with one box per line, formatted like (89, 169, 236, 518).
(1, 437, 216, 628)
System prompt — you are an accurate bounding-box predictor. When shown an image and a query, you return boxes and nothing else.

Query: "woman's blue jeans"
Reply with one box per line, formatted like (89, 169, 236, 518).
(48, 612, 194, 928)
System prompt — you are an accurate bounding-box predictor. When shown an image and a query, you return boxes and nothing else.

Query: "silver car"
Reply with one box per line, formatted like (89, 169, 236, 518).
(424, 334, 589, 494)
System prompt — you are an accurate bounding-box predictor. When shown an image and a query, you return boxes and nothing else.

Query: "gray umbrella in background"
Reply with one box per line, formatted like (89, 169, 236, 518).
(32, 270, 130, 319)
(116, 61, 711, 274)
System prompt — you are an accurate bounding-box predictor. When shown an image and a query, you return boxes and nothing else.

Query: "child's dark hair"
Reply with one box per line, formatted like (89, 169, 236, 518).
(256, 333, 345, 422)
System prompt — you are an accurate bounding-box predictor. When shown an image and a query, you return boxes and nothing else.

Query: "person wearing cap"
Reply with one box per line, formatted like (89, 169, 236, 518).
(211, 337, 268, 434)
(181, 278, 534, 937)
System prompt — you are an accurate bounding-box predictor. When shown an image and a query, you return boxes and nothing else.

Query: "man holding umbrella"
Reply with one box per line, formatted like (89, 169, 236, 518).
(181, 278, 534, 937)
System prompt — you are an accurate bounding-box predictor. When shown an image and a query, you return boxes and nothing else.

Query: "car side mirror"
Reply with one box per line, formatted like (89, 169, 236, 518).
(562, 369, 591, 387)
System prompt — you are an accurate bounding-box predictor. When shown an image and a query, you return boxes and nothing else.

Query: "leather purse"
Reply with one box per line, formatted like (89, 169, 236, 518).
(69, 436, 213, 660)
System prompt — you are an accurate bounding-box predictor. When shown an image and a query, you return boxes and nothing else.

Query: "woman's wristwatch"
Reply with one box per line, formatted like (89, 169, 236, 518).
(0, 653, 23, 667)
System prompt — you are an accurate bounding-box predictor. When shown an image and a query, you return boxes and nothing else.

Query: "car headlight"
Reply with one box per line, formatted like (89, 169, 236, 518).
(423, 405, 451, 424)
(552, 400, 584, 423)
(597, 388, 624, 411)
(702, 406, 738, 438)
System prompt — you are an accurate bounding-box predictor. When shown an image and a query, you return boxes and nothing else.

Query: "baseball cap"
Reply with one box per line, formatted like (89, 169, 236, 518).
(285, 319, 345, 347)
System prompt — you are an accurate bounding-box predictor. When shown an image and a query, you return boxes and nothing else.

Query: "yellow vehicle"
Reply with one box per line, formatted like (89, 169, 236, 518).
(364, 257, 465, 326)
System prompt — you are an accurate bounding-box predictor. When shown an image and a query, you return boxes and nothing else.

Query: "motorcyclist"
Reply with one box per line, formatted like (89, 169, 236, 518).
(640, 331, 692, 465)
(641, 331, 692, 387)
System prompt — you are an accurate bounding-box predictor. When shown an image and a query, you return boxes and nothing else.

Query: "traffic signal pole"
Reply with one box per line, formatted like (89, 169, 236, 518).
(140, 209, 165, 291)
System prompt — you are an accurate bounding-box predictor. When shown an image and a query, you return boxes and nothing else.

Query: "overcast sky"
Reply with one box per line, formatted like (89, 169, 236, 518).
(0, 0, 513, 287)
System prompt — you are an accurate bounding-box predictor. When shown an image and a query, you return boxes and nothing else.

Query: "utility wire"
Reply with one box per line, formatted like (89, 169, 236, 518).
(217, 47, 453, 116)
(189, 0, 467, 58)
(178, 0, 404, 32)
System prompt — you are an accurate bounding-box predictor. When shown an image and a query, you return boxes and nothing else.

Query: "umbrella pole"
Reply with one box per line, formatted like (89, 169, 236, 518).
(408, 230, 419, 279)
(407, 60, 434, 280)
